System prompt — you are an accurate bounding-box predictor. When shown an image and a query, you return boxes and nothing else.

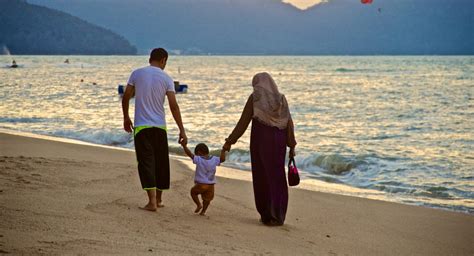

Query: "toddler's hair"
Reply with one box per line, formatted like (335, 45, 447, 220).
(194, 143, 209, 155)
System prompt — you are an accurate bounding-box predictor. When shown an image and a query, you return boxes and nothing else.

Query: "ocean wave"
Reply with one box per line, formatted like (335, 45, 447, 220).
(370, 134, 410, 140)
(49, 129, 133, 148)
(373, 184, 416, 194)
(334, 67, 370, 73)
(0, 117, 50, 123)
(310, 154, 354, 175)
(335, 68, 356, 72)
(357, 134, 411, 140)
(368, 182, 474, 201)
(215, 149, 356, 176)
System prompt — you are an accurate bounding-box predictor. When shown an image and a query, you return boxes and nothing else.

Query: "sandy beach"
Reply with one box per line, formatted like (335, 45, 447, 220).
(0, 132, 473, 255)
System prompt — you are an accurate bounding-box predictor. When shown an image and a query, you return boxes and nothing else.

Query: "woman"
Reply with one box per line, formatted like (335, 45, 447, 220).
(223, 72, 297, 226)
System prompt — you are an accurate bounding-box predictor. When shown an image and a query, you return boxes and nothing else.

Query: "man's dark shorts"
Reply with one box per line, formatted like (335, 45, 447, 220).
(134, 127, 170, 190)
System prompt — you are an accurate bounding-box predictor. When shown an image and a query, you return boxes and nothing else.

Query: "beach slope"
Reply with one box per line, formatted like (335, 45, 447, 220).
(0, 132, 473, 255)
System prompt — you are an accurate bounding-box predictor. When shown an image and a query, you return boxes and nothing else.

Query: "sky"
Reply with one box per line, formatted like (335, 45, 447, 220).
(282, 0, 326, 10)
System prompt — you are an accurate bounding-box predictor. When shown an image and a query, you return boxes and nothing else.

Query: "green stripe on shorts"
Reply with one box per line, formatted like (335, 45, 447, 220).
(143, 187, 169, 191)
(134, 125, 167, 137)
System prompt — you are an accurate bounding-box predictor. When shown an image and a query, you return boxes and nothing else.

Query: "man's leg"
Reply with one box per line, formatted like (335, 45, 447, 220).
(156, 190, 164, 207)
(154, 128, 170, 206)
(141, 189, 157, 211)
(135, 129, 158, 212)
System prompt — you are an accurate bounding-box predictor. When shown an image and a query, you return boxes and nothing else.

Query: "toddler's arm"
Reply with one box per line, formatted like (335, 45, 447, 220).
(181, 142, 194, 160)
(219, 149, 226, 163)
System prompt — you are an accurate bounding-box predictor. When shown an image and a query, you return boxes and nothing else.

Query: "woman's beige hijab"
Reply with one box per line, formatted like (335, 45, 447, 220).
(252, 72, 290, 129)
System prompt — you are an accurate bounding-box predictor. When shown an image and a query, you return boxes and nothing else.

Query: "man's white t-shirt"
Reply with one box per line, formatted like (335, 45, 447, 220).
(127, 66, 175, 127)
(193, 156, 220, 184)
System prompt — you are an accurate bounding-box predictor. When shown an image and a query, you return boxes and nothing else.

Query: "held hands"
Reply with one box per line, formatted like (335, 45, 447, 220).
(219, 149, 227, 163)
(123, 117, 133, 133)
(222, 141, 232, 152)
(179, 131, 188, 146)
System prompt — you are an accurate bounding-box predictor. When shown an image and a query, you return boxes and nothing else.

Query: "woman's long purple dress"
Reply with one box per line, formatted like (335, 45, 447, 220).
(250, 118, 288, 225)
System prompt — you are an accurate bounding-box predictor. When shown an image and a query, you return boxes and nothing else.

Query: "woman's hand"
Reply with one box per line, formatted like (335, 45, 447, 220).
(289, 147, 295, 158)
(222, 141, 232, 152)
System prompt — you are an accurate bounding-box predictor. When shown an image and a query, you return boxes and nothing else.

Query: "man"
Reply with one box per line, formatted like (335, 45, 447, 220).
(122, 48, 187, 211)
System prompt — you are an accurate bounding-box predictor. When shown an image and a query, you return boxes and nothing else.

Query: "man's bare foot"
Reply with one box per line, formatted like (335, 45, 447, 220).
(199, 211, 206, 216)
(139, 203, 157, 212)
(194, 205, 203, 213)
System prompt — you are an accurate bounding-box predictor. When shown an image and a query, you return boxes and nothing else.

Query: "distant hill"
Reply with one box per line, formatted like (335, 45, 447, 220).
(21, 0, 474, 55)
(0, 0, 137, 55)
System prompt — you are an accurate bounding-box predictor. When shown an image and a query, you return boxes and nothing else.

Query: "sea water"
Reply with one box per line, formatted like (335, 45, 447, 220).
(1, 55, 473, 213)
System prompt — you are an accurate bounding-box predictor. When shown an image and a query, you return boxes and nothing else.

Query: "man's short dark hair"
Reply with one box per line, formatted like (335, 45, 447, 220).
(194, 143, 209, 155)
(149, 48, 168, 62)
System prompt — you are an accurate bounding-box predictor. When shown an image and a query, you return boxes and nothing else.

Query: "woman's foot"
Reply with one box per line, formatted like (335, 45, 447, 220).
(265, 219, 283, 226)
(260, 218, 283, 226)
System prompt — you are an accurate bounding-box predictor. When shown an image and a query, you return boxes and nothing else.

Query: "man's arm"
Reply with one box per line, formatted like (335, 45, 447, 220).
(166, 91, 187, 145)
(122, 85, 135, 133)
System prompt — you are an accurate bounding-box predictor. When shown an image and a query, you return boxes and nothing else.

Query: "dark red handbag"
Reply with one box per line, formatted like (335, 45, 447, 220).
(288, 157, 300, 186)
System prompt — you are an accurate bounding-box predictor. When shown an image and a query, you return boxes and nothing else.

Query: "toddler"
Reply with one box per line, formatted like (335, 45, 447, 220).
(181, 142, 226, 215)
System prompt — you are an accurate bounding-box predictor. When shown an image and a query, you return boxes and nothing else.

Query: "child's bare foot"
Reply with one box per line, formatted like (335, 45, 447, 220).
(139, 203, 157, 212)
(194, 205, 203, 213)
(156, 201, 164, 208)
(199, 211, 206, 216)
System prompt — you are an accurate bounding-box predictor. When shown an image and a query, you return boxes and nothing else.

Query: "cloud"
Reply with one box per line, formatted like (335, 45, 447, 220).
(282, 0, 328, 10)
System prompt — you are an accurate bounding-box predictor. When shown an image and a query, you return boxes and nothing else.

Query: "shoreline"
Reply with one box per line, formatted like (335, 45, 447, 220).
(1, 132, 473, 255)
(1, 128, 472, 214)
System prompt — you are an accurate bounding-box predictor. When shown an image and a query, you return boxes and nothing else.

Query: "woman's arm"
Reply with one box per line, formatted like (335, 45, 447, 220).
(287, 115, 297, 158)
(223, 95, 253, 151)
(219, 149, 226, 163)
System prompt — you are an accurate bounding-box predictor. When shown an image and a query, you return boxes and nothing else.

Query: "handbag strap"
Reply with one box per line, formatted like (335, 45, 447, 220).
(288, 157, 296, 168)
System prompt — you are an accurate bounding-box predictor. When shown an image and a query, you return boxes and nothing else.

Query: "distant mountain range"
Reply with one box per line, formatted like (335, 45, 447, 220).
(0, 0, 137, 55)
(8, 0, 474, 55)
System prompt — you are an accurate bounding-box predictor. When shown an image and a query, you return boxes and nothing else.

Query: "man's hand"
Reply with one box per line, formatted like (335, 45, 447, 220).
(123, 117, 133, 133)
(179, 131, 187, 146)
(122, 85, 135, 133)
